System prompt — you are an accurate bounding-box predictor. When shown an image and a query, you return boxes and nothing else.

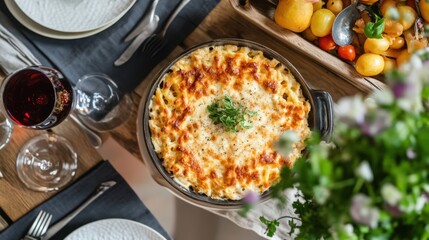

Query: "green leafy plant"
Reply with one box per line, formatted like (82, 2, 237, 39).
(249, 48, 429, 239)
(207, 95, 257, 132)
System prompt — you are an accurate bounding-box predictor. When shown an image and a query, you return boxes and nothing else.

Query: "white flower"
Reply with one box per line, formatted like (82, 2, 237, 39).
(343, 224, 354, 236)
(355, 161, 373, 182)
(381, 183, 402, 206)
(415, 195, 427, 213)
(274, 130, 299, 157)
(368, 89, 394, 106)
(335, 95, 366, 125)
(360, 109, 392, 136)
(406, 148, 417, 159)
(394, 122, 409, 141)
(331, 224, 357, 240)
(350, 194, 380, 228)
(313, 185, 330, 205)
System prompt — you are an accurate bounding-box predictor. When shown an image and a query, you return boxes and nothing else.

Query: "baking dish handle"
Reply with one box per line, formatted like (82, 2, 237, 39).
(312, 90, 334, 141)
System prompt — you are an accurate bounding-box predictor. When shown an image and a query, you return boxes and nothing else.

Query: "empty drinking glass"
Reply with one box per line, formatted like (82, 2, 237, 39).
(74, 74, 132, 132)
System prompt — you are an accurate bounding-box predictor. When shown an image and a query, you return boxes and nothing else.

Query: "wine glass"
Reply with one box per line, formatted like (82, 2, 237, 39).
(0, 66, 76, 191)
(0, 110, 13, 150)
(0, 66, 130, 191)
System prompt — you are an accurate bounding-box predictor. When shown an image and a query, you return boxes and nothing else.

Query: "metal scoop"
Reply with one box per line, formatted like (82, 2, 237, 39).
(332, 0, 360, 46)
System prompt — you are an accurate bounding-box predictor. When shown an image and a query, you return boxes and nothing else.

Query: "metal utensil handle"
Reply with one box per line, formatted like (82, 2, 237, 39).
(312, 90, 334, 141)
(43, 181, 116, 240)
(160, 0, 191, 37)
(69, 113, 103, 149)
(147, 0, 159, 22)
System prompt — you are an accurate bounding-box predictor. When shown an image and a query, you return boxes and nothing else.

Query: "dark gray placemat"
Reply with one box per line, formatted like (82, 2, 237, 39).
(0, 0, 219, 93)
(0, 160, 171, 240)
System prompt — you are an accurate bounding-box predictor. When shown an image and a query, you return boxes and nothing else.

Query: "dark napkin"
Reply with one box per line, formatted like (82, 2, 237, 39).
(0, 0, 219, 93)
(0, 160, 171, 240)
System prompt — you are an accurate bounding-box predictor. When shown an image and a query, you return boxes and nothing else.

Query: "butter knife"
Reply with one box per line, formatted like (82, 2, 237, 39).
(124, 0, 159, 42)
(42, 181, 116, 240)
(114, 15, 159, 66)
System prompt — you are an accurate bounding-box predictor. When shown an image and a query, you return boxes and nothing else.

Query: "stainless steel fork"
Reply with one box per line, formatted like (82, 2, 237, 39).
(141, 0, 190, 57)
(22, 210, 52, 240)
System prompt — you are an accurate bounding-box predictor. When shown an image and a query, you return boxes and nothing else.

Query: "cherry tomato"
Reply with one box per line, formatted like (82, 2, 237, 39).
(355, 53, 385, 76)
(337, 45, 356, 61)
(364, 37, 390, 54)
(326, 0, 343, 15)
(313, 0, 324, 12)
(421, 0, 429, 22)
(397, 6, 417, 31)
(390, 36, 405, 50)
(310, 9, 335, 37)
(380, 0, 396, 17)
(383, 57, 396, 74)
(318, 34, 336, 51)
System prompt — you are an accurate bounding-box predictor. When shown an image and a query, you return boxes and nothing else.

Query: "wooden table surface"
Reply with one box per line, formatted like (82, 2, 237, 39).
(0, 0, 378, 226)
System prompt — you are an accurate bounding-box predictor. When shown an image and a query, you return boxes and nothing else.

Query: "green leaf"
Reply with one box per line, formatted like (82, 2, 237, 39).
(364, 17, 385, 39)
(238, 203, 252, 217)
(260, 216, 280, 237)
(288, 219, 298, 236)
(207, 95, 257, 132)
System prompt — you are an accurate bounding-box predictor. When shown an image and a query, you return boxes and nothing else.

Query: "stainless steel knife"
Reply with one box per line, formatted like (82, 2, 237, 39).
(114, 15, 159, 66)
(124, 0, 159, 42)
(42, 181, 116, 240)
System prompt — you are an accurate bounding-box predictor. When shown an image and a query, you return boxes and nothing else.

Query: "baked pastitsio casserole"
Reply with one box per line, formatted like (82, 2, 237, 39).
(148, 44, 311, 200)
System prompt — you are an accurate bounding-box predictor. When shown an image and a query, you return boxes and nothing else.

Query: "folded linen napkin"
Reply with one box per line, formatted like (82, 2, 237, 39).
(210, 189, 299, 240)
(0, 23, 40, 74)
(0, 160, 171, 239)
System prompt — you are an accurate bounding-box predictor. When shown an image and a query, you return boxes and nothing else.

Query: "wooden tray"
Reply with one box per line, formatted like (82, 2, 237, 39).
(229, 0, 386, 90)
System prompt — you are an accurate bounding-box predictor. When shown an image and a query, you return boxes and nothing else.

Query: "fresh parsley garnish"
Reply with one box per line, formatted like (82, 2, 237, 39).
(364, 7, 385, 39)
(259, 216, 280, 237)
(207, 95, 257, 132)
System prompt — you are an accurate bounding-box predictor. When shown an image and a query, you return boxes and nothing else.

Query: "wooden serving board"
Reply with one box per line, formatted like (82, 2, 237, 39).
(229, 0, 386, 90)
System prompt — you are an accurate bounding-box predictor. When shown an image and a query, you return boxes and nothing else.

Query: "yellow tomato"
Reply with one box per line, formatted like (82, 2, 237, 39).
(310, 9, 336, 37)
(420, 0, 429, 22)
(313, 0, 324, 12)
(274, 0, 313, 33)
(302, 27, 318, 41)
(383, 57, 396, 74)
(396, 49, 411, 66)
(326, 0, 343, 15)
(380, 0, 397, 17)
(388, 36, 405, 49)
(384, 19, 404, 38)
(356, 53, 385, 76)
(359, 0, 378, 5)
(397, 6, 417, 31)
(364, 37, 390, 54)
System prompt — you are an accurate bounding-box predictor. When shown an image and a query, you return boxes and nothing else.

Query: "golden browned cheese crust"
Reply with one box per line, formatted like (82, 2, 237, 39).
(149, 45, 310, 200)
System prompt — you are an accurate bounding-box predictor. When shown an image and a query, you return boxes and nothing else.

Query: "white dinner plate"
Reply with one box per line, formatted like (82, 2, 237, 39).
(14, 0, 135, 33)
(65, 218, 167, 240)
(4, 0, 135, 40)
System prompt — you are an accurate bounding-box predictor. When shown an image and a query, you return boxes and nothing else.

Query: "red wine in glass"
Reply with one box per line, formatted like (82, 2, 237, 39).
(1, 66, 73, 129)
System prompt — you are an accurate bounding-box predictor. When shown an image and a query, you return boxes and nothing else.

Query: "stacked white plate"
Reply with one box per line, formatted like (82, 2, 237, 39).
(65, 219, 167, 240)
(5, 0, 136, 39)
